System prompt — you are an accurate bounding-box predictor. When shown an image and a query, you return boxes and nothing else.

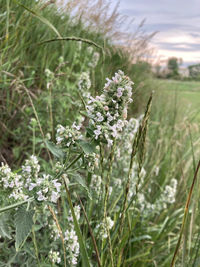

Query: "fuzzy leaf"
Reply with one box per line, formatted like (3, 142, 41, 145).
(45, 140, 64, 159)
(0, 214, 11, 239)
(71, 173, 92, 199)
(14, 207, 34, 251)
(78, 140, 96, 154)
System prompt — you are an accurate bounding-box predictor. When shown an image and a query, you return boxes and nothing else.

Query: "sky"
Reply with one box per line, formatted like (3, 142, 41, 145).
(114, 0, 200, 66)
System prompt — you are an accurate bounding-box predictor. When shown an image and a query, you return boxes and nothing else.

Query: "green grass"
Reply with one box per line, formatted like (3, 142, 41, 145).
(154, 79, 200, 122)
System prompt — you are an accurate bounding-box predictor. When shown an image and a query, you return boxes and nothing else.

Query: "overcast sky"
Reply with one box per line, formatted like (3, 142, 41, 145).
(115, 0, 200, 66)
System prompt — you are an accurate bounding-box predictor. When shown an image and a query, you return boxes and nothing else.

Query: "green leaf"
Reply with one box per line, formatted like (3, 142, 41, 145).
(0, 213, 11, 239)
(86, 127, 94, 138)
(125, 251, 150, 263)
(45, 140, 64, 159)
(70, 173, 92, 199)
(130, 235, 152, 243)
(14, 207, 34, 251)
(78, 140, 96, 154)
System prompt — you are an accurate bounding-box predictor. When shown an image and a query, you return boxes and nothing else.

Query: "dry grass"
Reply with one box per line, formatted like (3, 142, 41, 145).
(57, 0, 156, 62)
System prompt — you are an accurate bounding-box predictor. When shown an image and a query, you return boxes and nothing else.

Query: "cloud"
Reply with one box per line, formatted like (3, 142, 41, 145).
(116, 0, 200, 65)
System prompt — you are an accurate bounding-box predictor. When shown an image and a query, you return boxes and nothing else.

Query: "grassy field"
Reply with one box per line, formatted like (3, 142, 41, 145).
(154, 79, 200, 122)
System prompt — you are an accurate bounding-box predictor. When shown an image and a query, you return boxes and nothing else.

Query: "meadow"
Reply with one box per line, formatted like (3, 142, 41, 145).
(154, 79, 200, 122)
(0, 1, 200, 267)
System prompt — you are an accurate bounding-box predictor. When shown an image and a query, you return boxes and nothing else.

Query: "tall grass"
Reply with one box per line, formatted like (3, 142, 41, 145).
(0, 0, 153, 167)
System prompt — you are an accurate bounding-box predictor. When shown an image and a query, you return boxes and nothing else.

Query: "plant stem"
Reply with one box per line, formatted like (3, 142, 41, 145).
(32, 226, 40, 266)
(23, 85, 53, 166)
(78, 196, 101, 267)
(48, 205, 67, 267)
(103, 140, 116, 267)
(0, 197, 34, 213)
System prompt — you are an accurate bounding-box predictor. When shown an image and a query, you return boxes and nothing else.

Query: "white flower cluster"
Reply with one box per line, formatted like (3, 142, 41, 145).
(0, 155, 62, 204)
(83, 153, 99, 172)
(0, 162, 27, 201)
(34, 174, 61, 203)
(54, 161, 64, 173)
(22, 155, 40, 188)
(64, 205, 80, 266)
(49, 221, 60, 241)
(128, 163, 147, 202)
(22, 156, 61, 203)
(45, 68, 54, 89)
(162, 178, 177, 204)
(78, 72, 91, 98)
(154, 166, 160, 176)
(138, 178, 178, 217)
(96, 217, 114, 239)
(113, 178, 122, 187)
(49, 249, 61, 264)
(120, 118, 140, 154)
(86, 70, 134, 145)
(90, 174, 101, 197)
(88, 52, 100, 68)
(87, 46, 93, 55)
(56, 123, 82, 147)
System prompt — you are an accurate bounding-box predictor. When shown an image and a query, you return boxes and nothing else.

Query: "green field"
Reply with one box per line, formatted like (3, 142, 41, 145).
(154, 79, 200, 122)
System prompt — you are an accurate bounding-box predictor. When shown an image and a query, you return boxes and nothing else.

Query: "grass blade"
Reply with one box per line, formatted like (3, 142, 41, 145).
(78, 195, 101, 267)
(63, 177, 91, 267)
(171, 159, 200, 267)
(15, 1, 62, 38)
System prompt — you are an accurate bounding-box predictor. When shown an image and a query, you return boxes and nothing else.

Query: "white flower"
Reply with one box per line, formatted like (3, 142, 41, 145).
(51, 191, 59, 203)
(107, 138, 113, 147)
(96, 217, 114, 239)
(94, 129, 101, 139)
(37, 191, 46, 201)
(49, 250, 61, 264)
(28, 183, 37, 191)
(96, 112, 104, 122)
(117, 87, 123, 98)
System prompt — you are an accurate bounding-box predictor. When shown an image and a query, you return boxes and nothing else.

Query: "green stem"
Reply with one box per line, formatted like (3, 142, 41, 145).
(33, 125, 35, 155)
(103, 140, 116, 267)
(0, 197, 34, 213)
(32, 227, 40, 266)
(65, 152, 83, 171)
(48, 85, 54, 139)
(63, 177, 91, 267)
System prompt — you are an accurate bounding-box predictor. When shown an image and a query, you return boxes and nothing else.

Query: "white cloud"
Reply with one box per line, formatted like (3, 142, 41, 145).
(116, 0, 200, 65)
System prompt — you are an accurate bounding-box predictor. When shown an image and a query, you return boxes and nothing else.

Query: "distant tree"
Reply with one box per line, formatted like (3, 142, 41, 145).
(167, 57, 179, 77)
(154, 64, 161, 77)
(188, 64, 200, 80)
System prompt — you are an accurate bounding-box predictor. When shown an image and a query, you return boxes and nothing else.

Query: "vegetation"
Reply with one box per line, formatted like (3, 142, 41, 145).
(167, 57, 179, 78)
(188, 64, 200, 80)
(0, 1, 200, 267)
(0, 0, 152, 167)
